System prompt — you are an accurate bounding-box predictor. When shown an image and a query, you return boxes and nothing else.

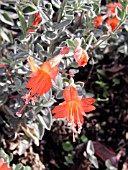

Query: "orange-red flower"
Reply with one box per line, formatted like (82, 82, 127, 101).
(16, 47, 69, 117)
(94, 14, 108, 28)
(32, 13, 41, 27)
(106, 2, 122, 13)
(59, 46, 69, 55)
(27, 29, 36, 34)
(52, 86, 96, 141)
(27, 12, 42, 34)
(106, 16, 120, 31)
(74, 46, 89, 67)
(93, 2, 124, 32)
(0, 158, 12, 170)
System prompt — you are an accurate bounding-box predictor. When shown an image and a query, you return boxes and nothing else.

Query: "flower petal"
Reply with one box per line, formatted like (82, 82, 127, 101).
(81, 98, 96, 105)
(52, 103, 67, 113)
(28, 57, 39, 72)
(26, 70, 52, 96)
(74, 47, 88, 67)
(106, 2, 122, 13)
(59, 46, 69, 55)
(70, 86, 81, 101)
(63, 88, 71, 102)
(50, 66, 59, 81)
(82, 105, 96, 112)
(40, 61, 51, 73)
(106, 16, 120, 31)
(94, 14, 108, 28)
(51, 103, 68, 119)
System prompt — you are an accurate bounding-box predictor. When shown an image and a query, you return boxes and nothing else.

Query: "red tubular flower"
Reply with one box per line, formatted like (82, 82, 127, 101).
(0, 158, 12, 170)
(32, 13, 41, 27)
(52, 86, 96, 142)
(16, 47, 69, 117)
(94, 14, 109, 28)
(27, 13, 42, 34)
(59, 46, 69, 55)
(74, 46, 88, 67)
(106, 16, 120, 31)
(27, 29, 36, 34)
(106, 2, 122, 13)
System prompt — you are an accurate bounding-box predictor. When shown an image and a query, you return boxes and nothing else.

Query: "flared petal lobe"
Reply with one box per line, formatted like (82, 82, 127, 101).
(63, 86, 81, 102)
(74, 47, 88, 67)
(106, 2, 122, 13)
(81, 98, 96, 105)
(52, 103, 68, 119)
(94, 14, 108, 28)
(106, 16, 120, 31)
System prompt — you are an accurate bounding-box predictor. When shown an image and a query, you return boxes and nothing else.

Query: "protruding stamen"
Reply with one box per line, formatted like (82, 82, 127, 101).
(16, 112, 22, 117)
(31, 95, 38, 105)
(78, 122, 82, 134)
(16, 103, 27, 117)
(21, 91, 31, 104)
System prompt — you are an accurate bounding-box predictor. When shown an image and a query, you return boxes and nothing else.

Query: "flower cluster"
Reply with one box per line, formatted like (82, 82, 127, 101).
(17, 39, 95, 141)
(94, 2, 123, 32)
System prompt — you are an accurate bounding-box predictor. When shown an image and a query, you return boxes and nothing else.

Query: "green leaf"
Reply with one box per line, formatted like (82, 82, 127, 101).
(93, 3, 100, 15)
(51, 0, 61, 8)
(89, 155, 99, 169)
(42, 98, 55, 107)
(45, 31, 57, 40)
(105, 159, 117, 170)
(23, 6, 36, 14)
(55, 90, 63, 99)
(69, 68, 79, 75)
(32, 0, 40, 6)
(24, 166, 32, 170)
(16, 6, 27, 37)
(62, 141, 74, 152)
(0, 29, 10, 42)
(37, 109, 52, 130)
(55, 20, 72, 30)
(80, 135, 88, 142)
(112, 78, 120, 85)
(39, 10, 49, 23)
(116, 6, 122, 21)
(64, 154, 74, 164)
(14, 163, 23, 170)
(65, 14, 74, 20)
(9, 153, 13, 162)
(18, 139, 31, 156)
(0, 94, 8, 107)
(22, 124, 40, 146)
(37, 123, 45, 140)
(54, 73, 63, 90)
(86, 140, 95, 156)
(67, 39, 76, 48)
(86, 32, 94, 47)
(0, 12, 14, 26)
